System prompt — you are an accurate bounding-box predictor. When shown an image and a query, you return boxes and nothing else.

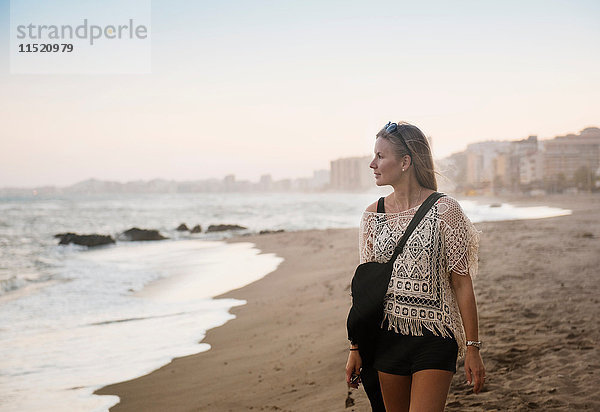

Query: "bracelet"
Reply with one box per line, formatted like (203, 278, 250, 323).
(349, 348, 359, 351)
(466, 340, 482, 349)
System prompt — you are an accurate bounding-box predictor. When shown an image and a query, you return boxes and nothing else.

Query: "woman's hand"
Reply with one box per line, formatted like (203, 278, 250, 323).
(345, 349, 362, 389)
(464, 347, 485, 394)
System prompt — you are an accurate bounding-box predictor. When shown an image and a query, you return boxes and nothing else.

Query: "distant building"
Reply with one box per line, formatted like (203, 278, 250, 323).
(519, 151, 545, 185)
(492, 153, 511, 189)
(330, 156, 373, 190)
(512, 135, 538, 157)
(464, 141, 512, 188)
(258, 174, 273, 191)
(506, 135, 540, 190)
(310, 169, 330, 189)
(223, 174, 236, 192)
(272, 178, 292, 191)
(465, 151, 483, 186)
(543, 127, 600, 181)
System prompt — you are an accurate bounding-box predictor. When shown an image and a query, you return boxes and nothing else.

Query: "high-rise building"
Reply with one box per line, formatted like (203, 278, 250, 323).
(544, 127, 600, 181)
(330, 156, 373, 190)
(258, 174, 272, 191)
(464, 141, 512, 186)
(519, 151, 545, 185)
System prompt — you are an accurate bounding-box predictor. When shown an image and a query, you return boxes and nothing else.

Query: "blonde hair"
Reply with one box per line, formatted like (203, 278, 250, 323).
(376, 121, 438, 191)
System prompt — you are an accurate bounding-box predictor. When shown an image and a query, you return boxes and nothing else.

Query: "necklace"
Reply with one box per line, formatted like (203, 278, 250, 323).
(393, 186, 423, 213)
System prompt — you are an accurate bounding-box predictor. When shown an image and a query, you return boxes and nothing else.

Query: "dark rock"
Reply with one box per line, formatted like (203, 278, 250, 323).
(489, 203, 502, 208)
(55, 232, 115, 247)
(176, 223, 189, 231)
(206, 224, 247, 233)
(119, 227, 168, 241)
(259, 229, 285, 235)
(190, 224, 202, 233)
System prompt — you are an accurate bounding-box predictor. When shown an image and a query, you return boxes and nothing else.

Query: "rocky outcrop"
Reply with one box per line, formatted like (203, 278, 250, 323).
(177, 223, 203, 233)
(119, 227, 168, 241)
(259, 229, 285, 235)
(206, 224, 247, 233)
(55, 232, 116, 247)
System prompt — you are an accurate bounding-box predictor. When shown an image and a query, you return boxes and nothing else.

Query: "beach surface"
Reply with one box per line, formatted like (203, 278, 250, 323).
(95, 193, 600, 411)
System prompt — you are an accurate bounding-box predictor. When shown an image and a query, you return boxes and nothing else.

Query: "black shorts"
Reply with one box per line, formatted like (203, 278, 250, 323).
(372, 326, 458, 376)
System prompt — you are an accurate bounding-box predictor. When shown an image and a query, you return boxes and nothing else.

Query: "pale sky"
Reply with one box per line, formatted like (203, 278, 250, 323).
(1, 0, 599, 188)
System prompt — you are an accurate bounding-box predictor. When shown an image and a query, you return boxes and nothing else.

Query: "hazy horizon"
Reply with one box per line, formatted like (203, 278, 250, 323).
(0, 124, 598, 190)
(1, 0, 598, 188)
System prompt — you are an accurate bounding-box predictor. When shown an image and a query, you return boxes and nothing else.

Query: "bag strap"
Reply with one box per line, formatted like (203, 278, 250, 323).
(388, 191, 446, 263)
(377, 197, 385, 213)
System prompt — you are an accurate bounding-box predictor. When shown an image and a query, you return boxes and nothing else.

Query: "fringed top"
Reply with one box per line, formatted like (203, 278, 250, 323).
(358, 195, 481, 359)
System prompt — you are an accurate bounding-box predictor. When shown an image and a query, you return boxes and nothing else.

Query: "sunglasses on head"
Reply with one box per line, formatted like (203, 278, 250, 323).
(384, 121, 398, 134)
(383, 121, 412, 157)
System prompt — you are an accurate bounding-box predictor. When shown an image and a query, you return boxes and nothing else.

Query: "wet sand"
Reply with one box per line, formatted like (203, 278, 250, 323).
(95, 193, 600, 411)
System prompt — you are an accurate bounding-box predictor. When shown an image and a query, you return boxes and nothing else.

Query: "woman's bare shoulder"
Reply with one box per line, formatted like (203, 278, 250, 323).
(365, 200, 379, 213)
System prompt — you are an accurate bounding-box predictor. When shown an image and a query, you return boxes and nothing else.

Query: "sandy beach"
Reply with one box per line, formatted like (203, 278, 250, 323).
(95, 193, 600, 411)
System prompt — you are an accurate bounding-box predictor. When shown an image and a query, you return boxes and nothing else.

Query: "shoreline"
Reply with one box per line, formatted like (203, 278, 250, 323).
(94, 193, 600, 411)
(95, 226, 363, 411)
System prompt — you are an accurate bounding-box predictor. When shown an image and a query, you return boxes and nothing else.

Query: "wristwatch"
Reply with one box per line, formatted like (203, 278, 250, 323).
(466, 340, 482, 349)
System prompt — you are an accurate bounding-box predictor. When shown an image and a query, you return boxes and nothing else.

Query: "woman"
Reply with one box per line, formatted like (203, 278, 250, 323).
(345, 122, 485, 411)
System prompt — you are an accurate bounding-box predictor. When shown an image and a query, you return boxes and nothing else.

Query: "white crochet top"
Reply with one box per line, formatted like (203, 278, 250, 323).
(358, 195, 481, 358)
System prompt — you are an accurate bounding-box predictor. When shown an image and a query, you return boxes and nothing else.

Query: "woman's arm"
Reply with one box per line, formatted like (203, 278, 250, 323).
(451, 271, 486, 394)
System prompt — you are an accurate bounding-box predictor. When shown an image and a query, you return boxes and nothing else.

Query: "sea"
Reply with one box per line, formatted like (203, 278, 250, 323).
(0, 191, 571, 411)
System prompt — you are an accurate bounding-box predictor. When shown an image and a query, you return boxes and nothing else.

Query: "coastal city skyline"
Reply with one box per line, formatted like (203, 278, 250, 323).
(2, 125, 597, 196)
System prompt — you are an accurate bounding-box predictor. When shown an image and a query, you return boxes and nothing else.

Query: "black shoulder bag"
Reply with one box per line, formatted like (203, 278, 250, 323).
(346, 191, 446, 365)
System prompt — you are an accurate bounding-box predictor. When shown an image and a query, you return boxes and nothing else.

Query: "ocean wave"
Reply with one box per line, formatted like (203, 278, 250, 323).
(0, 273, 58, 296)
(0, 276, 27, 295)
